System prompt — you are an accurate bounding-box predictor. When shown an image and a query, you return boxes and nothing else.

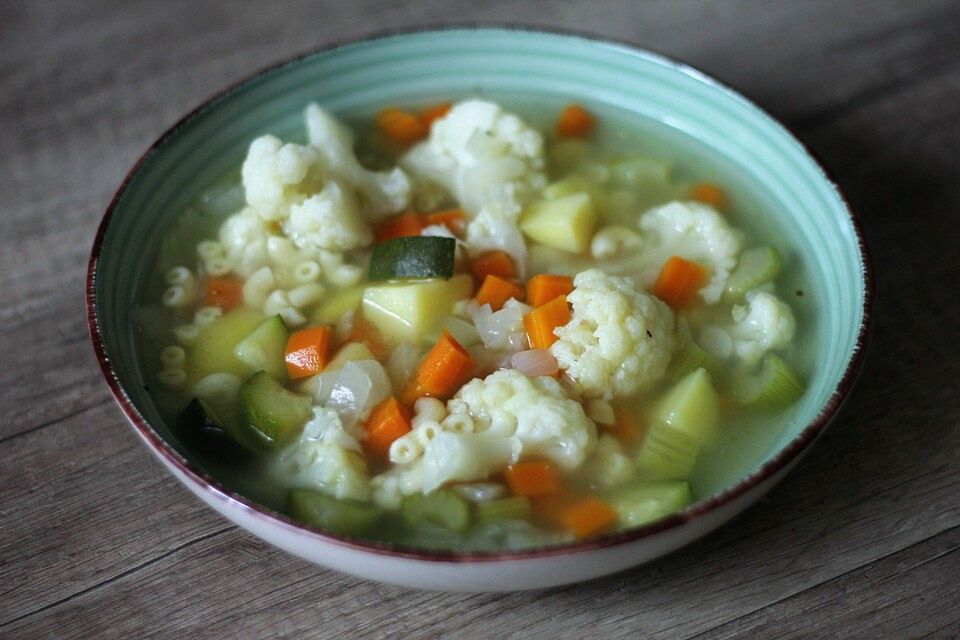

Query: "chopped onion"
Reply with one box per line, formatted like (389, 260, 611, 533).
(324, 360, 392, 425)
(387, 343, 422, 391)
(511, 349, 559, 377)
(439, 315, 481, 347)
(472, 303, 525, 351)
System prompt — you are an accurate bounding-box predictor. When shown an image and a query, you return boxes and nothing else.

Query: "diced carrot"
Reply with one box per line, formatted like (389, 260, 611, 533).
(364, 397, 412, 460)
(558, 497, 619, 539)
(475, 274, 523, 311)
(419, 102, 452, 128)
(690, 183, 727, 209)
(402, 330, 476, 404)
(423, 208, 467, 236)
(556, 104, 596, 138)
(526, 274, 574, 307)
(347, 316, 391, 360)
(505, 461, 561, 498)
(284, 326, 333, 379)
(469, 251, 515, 282)
(523, 295, 571, 349)
(652, 256, 709, 309)
(374, 211, 427, 243)
(376, 107, 428, 146)
(202, 277, 244, 311)
(608, 407, 643, 448)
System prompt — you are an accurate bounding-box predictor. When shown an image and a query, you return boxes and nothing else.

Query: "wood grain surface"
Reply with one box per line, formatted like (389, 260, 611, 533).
(2, 1, 958, 638)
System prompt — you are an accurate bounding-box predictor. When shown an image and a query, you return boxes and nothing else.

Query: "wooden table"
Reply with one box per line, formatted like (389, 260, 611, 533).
(2, 1, 958, 637)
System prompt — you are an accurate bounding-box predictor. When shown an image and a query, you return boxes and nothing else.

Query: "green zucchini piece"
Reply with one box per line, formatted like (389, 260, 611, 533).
(730, 354, 805, 407)
(288, 489, 383, 535)
(668, 341, 720, 382)
(234, 315, 288, 380)
(190, 307, 266, 379)
(725, 245, 782, 301)
(240, 371, 312, 446)
(606, 480, 693, 528)
(177, 398, 249, 463)
(368, 236, 456, 281)
(635, 425, 699, 480)
(474, 496, 532, 524)
(401, 489, 471, 532)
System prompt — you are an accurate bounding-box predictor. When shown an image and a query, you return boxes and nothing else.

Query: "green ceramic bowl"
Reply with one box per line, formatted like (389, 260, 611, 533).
(87, 27, 872, 590)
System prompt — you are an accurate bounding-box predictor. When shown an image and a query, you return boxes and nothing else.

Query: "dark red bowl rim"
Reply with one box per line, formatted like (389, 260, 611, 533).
(86, 25, 874, 563)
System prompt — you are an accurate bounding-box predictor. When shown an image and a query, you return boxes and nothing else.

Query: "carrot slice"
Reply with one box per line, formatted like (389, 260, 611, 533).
(523, 295, 571, 349)
(374, 211, 427, 243)
(475, 274, 523, 311)
(559, 497, 619, 538)
(402, 330, 476, 404)
(469, 251, 515, 282)
(526, 274, 574, 307)
(377, 107, 428, 146)
(419, 102, 452, 128)
(423, 208, 467, 236)
(284, 326, 332, 379)
(203, 277, 244, 311)
(690, 183, 727, 209)
(652, 256, 709, 309)
(505, 461, 561, 498)
(364, 397, 412, 460)
(556, 104, 596, 138)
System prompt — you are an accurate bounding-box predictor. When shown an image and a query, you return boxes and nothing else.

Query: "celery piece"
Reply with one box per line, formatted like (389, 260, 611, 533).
(635, 425, 699, 480)
(288, 489, 383, 536)
(402, 489, 471, 532)
(475, 496, 532, 524)
(654, 367, 720, 446)
(724, 246, 782, 302)
(606, 480, 693, 528)
(234, 315, 288, 380)
(730, 354, 805, 407)
(668, 341, 720, 382)
(609, 156, 671, 187)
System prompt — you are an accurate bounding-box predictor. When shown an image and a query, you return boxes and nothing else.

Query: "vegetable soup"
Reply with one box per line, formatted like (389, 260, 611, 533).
(137, 99, 810, 550)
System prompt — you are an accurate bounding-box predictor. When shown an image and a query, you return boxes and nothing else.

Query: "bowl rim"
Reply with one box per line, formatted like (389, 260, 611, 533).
(86, 25, 874, 563)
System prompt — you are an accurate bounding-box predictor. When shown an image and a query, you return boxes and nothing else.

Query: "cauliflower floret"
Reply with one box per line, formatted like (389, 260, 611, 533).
(730, 290, 796, 365)
(269, 409, 370, 501)
(305, 103, 411, 218)
(284, 180, 372, 252)
(369, 370, 596, 506)
(402, 100, 547, 271)
(574, 434, 636, 490)
(241, 135, 325, 221)
(218, 207, 272, 276)
(552, 269, 676, 399)
(449, 369, 596, 468)
(638, 200, 743, 303)
(402, 100, 545, 215)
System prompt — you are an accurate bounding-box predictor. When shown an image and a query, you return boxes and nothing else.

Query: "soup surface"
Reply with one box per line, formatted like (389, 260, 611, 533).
(138, 99, 809, 550)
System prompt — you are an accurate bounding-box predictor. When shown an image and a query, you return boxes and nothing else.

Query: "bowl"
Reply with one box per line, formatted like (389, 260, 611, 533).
(87, 27, 872, 591)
